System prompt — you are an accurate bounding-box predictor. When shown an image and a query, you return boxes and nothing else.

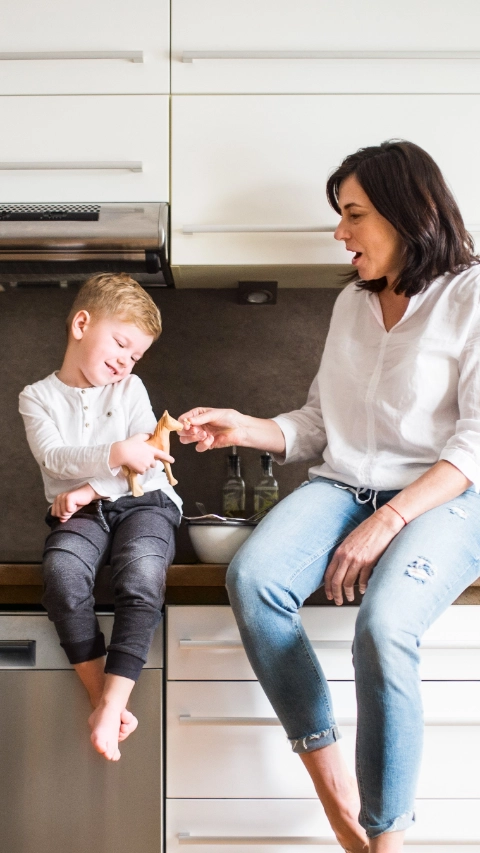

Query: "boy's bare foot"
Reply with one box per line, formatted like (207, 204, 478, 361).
(119, 708, 138, 742)
(89, 701, 123, 761)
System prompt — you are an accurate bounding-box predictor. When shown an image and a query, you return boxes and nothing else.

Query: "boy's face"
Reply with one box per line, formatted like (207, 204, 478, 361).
(71, 313, 154, 388)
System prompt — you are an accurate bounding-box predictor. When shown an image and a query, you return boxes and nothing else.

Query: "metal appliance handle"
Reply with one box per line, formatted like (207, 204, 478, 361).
(0, 161, 143, 172)
(0, 51, 143, 63)
(0, 640, 36, 667)
(181, 49, 480, 63)
(179, 714, 480, 726)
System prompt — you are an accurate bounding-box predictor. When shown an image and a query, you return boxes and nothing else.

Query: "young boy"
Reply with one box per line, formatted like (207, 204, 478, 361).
(19, 273, 182, 762)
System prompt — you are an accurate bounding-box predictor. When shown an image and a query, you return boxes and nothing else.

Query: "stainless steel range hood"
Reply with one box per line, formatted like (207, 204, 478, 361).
(0, 202, 174, 287)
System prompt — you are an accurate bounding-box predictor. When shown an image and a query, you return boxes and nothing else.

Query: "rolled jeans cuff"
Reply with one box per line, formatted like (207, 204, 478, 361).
(364, 810, 416, 839)
(61, 633, 106, 665)
(105, 649, 145, 681)
(289, 724, 340, 754)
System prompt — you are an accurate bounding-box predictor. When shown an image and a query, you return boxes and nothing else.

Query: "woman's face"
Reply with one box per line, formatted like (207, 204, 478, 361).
(334, 175, 404, 286)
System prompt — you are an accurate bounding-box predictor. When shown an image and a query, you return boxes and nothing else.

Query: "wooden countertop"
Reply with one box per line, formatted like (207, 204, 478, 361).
(1, 564, 479, 606)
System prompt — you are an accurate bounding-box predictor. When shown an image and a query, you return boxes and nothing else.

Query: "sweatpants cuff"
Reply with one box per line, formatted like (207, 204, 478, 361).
(105, 649, 145, 681)
(61, 633, 106, 665)
(289, 724, 340, 754)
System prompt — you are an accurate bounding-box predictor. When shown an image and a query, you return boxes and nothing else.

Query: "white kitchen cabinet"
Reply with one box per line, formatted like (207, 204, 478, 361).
(167, 680, 480, 799)
(172, 0, 480, 94)
(167, 799, 480, 853)
(167, 605, 480, 681)
(171, 95, 480, 266)
(0, 96, 169, 202)
(0, 0, 169, 94)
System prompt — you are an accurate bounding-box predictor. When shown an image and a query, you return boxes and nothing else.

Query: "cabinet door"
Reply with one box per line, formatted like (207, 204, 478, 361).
(167, 681, 480, 798)
(167, 799, 480, 853)
(171, 95, 480, 265)
(0, 96, 169, 202)
(0, 0, 169, 94)
(172, 0, 480, 94)
(167, 605, 480, 681)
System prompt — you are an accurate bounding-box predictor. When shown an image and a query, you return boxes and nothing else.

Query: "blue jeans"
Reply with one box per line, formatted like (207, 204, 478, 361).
(226, 476, 480, 838)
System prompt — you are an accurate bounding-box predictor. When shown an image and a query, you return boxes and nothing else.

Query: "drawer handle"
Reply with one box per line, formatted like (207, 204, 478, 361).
(178, 833, 480, 845)
(178, 715, 480, 727)
(179, 638, 480, 650)
(182, 225, 336, 235)
(0, 51, 143, 63)
(0, 161, 143, 172)
(182, 50, 480, 63)
(178, 640, 352, 649)
(0, 640, 36, 667)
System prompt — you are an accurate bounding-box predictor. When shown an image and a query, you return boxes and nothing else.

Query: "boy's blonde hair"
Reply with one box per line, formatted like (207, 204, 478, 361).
(66, 273, 162, 340)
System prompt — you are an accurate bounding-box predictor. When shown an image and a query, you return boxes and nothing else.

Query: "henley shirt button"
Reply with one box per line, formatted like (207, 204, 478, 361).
(42, 461, 46, 466)
(85, 423, 90, 428)
(81, 390, 86, 395)
(107, 411, 112, 417)
(83, 406, 88, 410)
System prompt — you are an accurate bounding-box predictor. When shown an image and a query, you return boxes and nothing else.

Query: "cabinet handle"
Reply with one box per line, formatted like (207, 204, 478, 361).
(182, 225, 480, 236)
(182, 50, 480, 63)
(0, 51, 143, 63)
(179, 714, 480, 726)
(178, 833, 480, 845)
(179, 639, 352, 649)
(182, 225, 336, 234)
(0, 161, 143, 172)
(0, 640, 36, 667)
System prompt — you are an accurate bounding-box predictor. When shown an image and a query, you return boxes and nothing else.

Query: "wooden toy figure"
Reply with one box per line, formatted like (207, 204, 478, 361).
(123, 410, 185, 496)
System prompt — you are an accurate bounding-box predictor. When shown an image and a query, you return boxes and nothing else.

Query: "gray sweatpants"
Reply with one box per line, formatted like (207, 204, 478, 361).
(42, 489, 180, 681)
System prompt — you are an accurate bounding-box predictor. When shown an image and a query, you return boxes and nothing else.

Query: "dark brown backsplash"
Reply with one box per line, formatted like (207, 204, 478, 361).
(0, 285, 340, 562)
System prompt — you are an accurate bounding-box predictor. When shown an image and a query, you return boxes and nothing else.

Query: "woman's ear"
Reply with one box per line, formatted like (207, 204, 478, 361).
(70, 310, 91, 341)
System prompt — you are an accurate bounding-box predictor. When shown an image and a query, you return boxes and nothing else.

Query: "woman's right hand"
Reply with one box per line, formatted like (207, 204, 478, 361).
(178, 407, 247, 452)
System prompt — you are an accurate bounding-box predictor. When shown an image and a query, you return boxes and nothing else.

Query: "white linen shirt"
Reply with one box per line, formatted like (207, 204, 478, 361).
(19, 371, 183, 510)
(273, 267, 480, 491)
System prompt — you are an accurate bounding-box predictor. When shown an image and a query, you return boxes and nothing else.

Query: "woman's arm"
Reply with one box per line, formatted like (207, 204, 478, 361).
(324, 460, 471, 605)
(179, 407, 287, 455)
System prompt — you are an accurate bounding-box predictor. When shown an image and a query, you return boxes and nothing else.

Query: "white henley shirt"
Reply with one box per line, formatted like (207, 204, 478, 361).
(273, 267, 480, 491)
(19, 371, 183, 511)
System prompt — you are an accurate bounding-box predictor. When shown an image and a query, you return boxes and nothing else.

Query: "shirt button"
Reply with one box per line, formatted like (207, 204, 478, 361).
(42, 461, 46, 466)
(107, 411, 112, 417)
(81, 390, 86, 395)
(84, 406, 88, 411)
(85, 423, 90, 428)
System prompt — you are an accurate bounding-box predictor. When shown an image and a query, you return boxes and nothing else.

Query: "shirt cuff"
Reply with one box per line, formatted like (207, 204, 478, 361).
(271, 415, 299, 465)
(439, 448, 480, 492)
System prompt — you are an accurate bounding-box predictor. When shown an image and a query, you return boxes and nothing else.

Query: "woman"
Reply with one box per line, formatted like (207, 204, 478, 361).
(180, 140, 480, 852)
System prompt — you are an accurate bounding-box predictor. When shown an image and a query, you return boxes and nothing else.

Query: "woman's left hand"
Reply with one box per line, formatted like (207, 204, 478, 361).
(324, 507, 404, 605)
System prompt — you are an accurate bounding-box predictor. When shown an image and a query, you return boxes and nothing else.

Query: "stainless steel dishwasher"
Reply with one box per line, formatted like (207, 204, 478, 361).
(0, 610, 163, 853)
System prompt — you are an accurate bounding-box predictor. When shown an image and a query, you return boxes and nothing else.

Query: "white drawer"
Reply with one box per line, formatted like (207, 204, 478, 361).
(167, 681, 480, 798)
(0, 96, 169, 202)
(167, 605, 480, 681)
(167, 799, 480, 851)
(0, 0, 169, 94)
(171, 95, 480, 266)
(172, 0, 480, 95)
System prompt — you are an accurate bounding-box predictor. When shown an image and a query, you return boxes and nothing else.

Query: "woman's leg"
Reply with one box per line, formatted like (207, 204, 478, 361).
(354, 487, 480, 843)
(226, 477, 371, 852)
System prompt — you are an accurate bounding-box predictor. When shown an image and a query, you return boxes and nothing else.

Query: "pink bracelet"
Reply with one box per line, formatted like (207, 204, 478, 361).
(385, 503, 407, 526)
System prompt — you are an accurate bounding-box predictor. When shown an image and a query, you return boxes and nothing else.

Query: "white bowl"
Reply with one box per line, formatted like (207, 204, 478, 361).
(187, 521, 256, 564)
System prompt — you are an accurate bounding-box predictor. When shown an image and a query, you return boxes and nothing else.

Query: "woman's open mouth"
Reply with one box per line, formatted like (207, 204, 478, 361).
(352, 252, 363, 265)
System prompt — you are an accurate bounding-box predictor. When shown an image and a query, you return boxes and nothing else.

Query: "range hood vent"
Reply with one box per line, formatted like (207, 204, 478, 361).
(0, 202, 174, 287)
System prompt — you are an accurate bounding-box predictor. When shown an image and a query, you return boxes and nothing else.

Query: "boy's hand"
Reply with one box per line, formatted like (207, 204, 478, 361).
(110, 433, 174, 474)
(51, 483, 98, 523)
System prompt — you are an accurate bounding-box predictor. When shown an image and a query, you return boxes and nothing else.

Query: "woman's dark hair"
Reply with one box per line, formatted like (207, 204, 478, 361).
(326, 140, 478, 296)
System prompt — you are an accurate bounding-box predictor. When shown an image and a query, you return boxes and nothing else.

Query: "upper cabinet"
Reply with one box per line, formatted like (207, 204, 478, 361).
(171, 95, 480, 266)
(0, 96, 169, 202)
(0, 0, 170, 95)
(171, 0, 480, 94)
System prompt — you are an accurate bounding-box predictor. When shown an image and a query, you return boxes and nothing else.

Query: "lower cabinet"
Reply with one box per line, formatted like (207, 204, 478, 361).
(166, 605, 480, 851)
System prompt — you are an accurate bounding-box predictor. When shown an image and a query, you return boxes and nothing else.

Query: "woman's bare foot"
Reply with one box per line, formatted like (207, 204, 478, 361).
(300, 744, 368, 853)
(119, 708, 138, 742)
(89, 701, 123, 760)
